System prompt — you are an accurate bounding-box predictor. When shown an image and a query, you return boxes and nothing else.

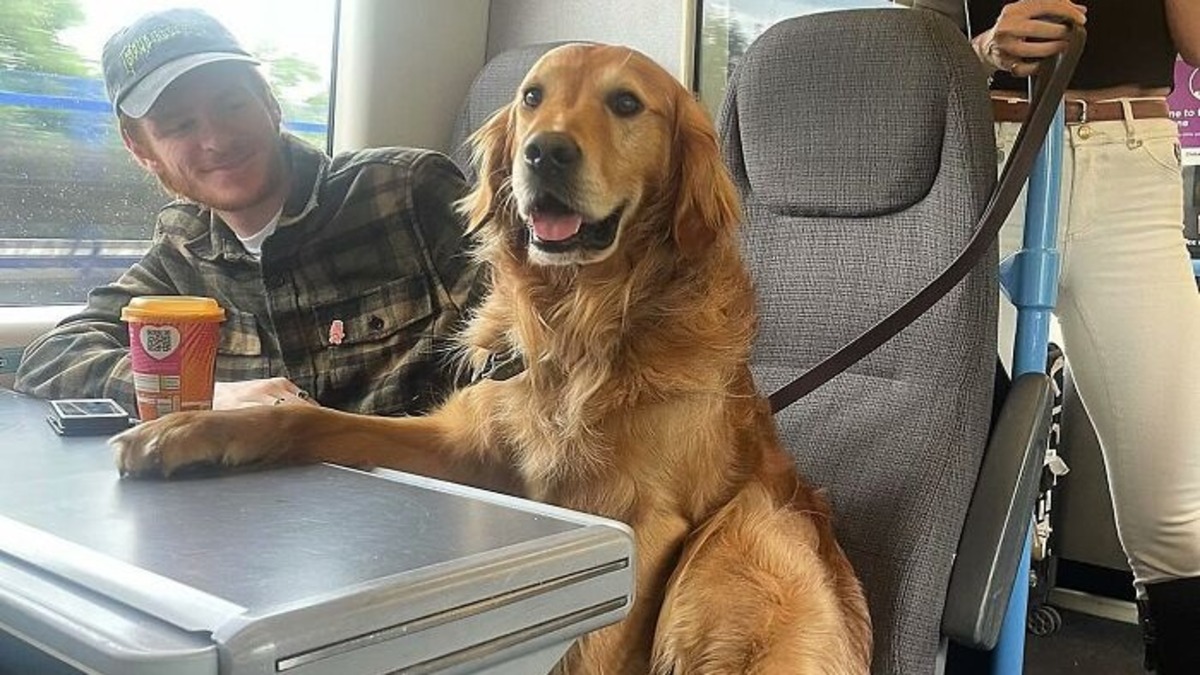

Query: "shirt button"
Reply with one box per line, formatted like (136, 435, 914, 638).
(368, 315, 385, 331)
(1076, 124, 1093, 140)
(265, 274, 286, 290)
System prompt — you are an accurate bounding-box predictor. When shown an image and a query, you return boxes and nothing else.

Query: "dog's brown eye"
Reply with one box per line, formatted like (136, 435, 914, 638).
(608, 91, 643, 117)
(523, 86, 543, 108)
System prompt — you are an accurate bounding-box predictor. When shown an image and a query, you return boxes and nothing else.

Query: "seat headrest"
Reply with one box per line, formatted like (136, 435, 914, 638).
(722, 9, 971, 218)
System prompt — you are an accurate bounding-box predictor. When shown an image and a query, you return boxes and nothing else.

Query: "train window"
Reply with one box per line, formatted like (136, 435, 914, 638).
(0, 0, 336, 306)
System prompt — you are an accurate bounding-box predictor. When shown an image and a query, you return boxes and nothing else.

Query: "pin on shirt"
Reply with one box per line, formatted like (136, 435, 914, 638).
(328, 319, 345, 346)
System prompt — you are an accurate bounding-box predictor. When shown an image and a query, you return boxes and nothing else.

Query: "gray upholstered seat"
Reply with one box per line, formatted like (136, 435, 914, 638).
(720, 8, 1005, 673)
(447, 41, 575, 183)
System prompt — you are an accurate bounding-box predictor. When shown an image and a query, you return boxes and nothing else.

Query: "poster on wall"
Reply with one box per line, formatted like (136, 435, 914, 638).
(1169, 57, 1200, 166)
(1169, 57, 1200, 250)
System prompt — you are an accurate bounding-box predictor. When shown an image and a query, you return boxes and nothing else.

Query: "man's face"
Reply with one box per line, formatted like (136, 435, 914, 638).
(124, 62, 285, 212)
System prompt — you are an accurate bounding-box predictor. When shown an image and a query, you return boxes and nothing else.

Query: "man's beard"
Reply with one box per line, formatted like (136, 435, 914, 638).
(156, 142, 286, 212)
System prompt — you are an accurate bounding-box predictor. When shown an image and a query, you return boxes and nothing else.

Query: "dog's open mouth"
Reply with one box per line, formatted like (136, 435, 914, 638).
(526, 195, 622, 253)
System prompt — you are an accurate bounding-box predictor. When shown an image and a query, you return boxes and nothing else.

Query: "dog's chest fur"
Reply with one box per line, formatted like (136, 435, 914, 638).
(461, 248, 757, 522)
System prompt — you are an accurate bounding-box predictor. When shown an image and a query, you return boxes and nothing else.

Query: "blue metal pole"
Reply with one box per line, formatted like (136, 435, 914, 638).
(1009, 107, 1065, 376)
(991, 103, 1066, 675)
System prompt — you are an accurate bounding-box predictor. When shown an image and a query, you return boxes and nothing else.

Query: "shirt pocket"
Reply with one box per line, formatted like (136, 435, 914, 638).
(311, 275, 438, 411)
(216, 308, 270, 380)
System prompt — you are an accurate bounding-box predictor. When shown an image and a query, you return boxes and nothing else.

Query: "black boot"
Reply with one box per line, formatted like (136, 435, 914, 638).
(1141, 577, 1200, 673)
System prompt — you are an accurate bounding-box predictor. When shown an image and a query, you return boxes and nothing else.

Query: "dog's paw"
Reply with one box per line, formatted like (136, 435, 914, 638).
(110, 411, 228, 477)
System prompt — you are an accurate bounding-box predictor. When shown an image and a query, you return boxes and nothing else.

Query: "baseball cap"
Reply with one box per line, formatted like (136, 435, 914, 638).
(101, 8, 259, 118)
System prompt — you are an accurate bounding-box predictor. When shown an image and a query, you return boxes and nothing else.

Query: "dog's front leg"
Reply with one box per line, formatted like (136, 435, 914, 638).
(112, 382, 511, 485)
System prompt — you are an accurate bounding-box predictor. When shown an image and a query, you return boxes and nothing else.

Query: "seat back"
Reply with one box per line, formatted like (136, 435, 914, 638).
(718, 9, 998, 672)
(447, 41, 576, 183)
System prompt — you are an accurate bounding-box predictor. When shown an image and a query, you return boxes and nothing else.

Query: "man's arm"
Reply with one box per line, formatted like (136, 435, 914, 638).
(1167, 0, 1200, 66)
(410, 153, 485, 314)
(15, 247, 181, 413)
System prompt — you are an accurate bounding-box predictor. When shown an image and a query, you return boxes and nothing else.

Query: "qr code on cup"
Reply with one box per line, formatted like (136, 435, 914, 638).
(146, 329, 174, 353)
(138, 325, 181, 360)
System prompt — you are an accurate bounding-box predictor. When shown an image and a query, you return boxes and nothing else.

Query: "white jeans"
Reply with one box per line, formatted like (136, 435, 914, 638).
(996, 113, 1200, 591)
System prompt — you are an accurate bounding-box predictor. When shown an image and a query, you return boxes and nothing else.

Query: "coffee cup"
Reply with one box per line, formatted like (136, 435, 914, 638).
(120, 296, 225, 421)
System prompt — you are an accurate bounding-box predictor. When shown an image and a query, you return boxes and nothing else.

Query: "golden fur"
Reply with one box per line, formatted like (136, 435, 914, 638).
(112, 44, 871, 674)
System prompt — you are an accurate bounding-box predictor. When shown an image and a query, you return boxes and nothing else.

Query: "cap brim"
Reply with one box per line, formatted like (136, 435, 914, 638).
(118, 52, 260, 118)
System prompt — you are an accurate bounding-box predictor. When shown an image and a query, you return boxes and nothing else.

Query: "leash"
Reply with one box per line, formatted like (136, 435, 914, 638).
(768, 25, 1085, 414)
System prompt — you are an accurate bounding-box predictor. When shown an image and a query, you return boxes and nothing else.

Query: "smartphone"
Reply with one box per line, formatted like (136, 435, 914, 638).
(46, 398, 135, 436)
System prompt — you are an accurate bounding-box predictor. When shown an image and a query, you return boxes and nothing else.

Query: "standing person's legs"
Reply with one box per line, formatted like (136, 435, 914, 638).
(1053, 116, 1200, 672)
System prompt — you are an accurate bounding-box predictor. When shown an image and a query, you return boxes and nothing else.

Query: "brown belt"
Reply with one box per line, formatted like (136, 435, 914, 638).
(991, 97, 1171, 124)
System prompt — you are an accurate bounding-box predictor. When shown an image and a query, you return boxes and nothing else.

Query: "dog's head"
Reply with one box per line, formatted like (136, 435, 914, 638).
(463, 43, 739, 267)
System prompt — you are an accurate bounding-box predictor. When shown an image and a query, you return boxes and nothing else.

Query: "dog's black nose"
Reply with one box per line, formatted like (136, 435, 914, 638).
(523, 132, 581, 175)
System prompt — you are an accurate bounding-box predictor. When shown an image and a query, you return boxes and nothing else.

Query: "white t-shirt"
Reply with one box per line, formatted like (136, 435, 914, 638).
(235, 210, 282, 259)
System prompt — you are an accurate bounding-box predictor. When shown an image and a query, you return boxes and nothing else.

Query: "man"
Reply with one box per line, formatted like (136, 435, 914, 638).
(16, 8, 481, 416)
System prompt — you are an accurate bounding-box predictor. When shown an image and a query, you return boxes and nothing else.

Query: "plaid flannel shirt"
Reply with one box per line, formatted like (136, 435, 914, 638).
(16, 135, 482, 416)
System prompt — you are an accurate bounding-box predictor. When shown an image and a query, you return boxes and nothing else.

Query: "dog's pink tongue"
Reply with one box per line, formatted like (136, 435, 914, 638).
(530, 211, 583, 241)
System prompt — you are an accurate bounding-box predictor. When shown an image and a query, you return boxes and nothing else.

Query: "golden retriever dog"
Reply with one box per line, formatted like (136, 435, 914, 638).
(112, 44, 871, 674)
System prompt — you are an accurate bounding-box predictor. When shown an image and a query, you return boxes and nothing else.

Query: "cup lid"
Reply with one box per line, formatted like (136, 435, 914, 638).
(120, 296, 226, 322)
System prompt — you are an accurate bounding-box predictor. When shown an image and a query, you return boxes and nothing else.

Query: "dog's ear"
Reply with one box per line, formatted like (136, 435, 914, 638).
(670, 92, 740, 259)
(461, 102, 517, 235)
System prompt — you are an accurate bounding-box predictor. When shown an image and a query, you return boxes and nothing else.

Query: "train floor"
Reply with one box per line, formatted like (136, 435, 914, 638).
(1026, 607, 1144, 674)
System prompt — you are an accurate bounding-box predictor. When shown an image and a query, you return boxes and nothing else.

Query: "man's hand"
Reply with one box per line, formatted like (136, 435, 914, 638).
(212, 377, 318, 409)
(978, 0, 1087, 78)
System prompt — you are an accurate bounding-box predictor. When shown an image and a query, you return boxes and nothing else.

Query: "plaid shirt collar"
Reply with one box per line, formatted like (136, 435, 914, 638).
(185, 134, 327, 263)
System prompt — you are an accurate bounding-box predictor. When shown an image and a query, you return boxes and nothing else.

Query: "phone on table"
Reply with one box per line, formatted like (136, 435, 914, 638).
(46, 399, 135, 436)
